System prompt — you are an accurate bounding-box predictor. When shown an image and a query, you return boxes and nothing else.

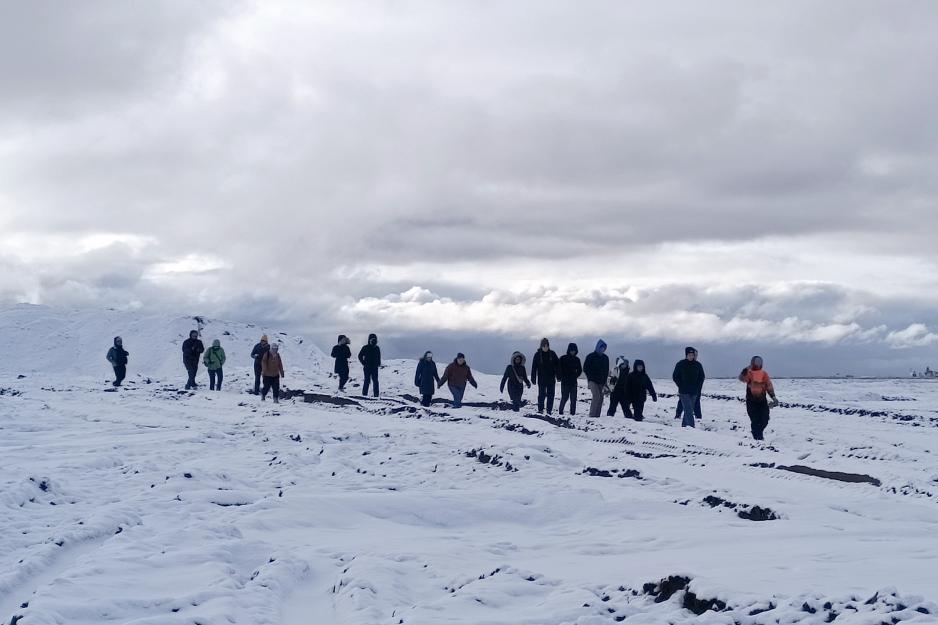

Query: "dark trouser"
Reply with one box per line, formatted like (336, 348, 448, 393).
(337, 368, 349, 390)
(420, 393, 433, 407)
(747, 398, 770, 440)
(607, 387, 633, 418)
(209, 368, 223, 391)
(449, 384, 465, 408)
(588, 381, 604, 417)
(630, 398, 646, 421)
(537, 380, 556, 414)
(675, 395, 702, 420)
(113, 364, 126, 386)
(185, 362, 199, 389)
(261, 375, 280, 400)
(679, 394, 698, 427)
(362, 367, 379, 397)
(559, 380, 577, 415)
(508, 386, 523, 411)
(254, 363, 262, 394)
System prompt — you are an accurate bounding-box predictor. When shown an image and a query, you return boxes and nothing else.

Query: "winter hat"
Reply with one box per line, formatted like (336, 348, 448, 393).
(212, 339, 221, 348)
(456, 352, 466, 360)
(595, 339, 607, 353)
(189, 330, 199, 339)
(567, 342, 578, 355)
(368, 333, 378, 344)
(424, 351, 433, 360)
(685, 346, 697, 356)
(114, 336, 122, 346)
(270, 343, 280, 352)
(261, 334, 269, 342)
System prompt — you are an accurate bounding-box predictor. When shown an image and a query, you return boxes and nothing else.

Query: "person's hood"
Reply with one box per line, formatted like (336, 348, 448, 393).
(423, 351, 433, 361)
(634, 359, 646, 373)
(261, 334, 268, 343)
(113, 336, 122, 346)
(511, 351, 526, 366)
(750, 356, 763, 371)
(595, 339, 607, 353)
(615, 356, 630, 371)
(270, 344, 280, 352)
(368, 333, 378, 345)
(540, 337, 550, 349)
(566, 342, 578, 355)
(685, 346, 697, 356)
(212, 339, 221, 348)
(189, 331, 199, 339)
(337, 334, 347, 344)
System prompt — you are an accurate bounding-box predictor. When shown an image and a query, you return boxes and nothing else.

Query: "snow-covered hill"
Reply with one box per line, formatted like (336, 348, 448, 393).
(2, 306, 938, 624)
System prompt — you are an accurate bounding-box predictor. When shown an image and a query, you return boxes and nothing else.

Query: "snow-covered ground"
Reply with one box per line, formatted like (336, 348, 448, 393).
(2, 305, 938, 624)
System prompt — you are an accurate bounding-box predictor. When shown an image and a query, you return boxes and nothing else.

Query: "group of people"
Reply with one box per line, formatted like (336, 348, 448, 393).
(103, 332, 780, 440)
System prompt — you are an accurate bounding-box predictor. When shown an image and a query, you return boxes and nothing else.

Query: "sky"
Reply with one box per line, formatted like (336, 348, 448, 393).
(2, 1, 938, 376)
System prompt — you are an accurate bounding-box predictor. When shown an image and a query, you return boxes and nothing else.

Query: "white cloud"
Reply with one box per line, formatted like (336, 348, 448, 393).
(885, 324, 938, 349)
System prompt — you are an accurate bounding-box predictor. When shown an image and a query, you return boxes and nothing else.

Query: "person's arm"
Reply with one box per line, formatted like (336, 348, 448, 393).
(433, 366, 441, 385)
(575, 359, 582, 379)
(279, 357, 285, 377)
(107, 347, 115, 364)
(523, 367, 531, 388)
(530, 353, 538, 385)
(468, 368, 478, 388)
(766, 373, 776, 400)
(203, 352, 211, 366)
(500, 367, 509, 393)
(438, 364, 449, 387)
(358, 346, 366, 365)
(738, 367, 749, 383)
(219, 349, 226, 366)
(672, 363, 681, 387)
(698, 364, 706, 394)
(647, 377, 657, 401)
(376, 346, 381, 367)
(414, 364, 422, 387)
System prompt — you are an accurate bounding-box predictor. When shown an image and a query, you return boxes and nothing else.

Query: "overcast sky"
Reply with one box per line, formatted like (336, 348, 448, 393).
(3, 1, 938, 376)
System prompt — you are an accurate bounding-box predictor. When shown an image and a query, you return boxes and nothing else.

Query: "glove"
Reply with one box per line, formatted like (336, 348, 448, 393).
(652, 395, 658, 402)
(470, 381, 478, 389)
(768, 397, 779, 409)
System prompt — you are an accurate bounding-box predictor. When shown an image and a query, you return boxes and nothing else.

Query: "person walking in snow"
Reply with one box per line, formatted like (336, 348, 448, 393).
(250, 335, 270, 395)
(331, 335, 352, 391)
(739, 356, 778, 440)
(500, 351, 531, 412)
(673, 347, 705, 428)
(414, 351, 441, 407)
(583, 339, 610, 417)
(607, 357, 633, 418)
(358, 333, 381, 397)
(557, 343, 582, 415)
(531, 338, 560, 414)
(106, 336, 129, 387)
(439, 352, 478, 408)
(626, 359, 657, 421)
(182, 330, 205, 390)
(260, 343, 285, 403)
(203, 339, 226, 391)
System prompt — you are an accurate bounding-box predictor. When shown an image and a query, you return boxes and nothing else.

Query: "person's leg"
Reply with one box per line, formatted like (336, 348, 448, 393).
(254, 365, 262, 394)
(451, 385, 464, 408)
(208, 370, 216, 391)
(510, 387, 522, 411)
(675, 398, 683, 419)
(570, 384, 577, 416)
(362, 369, 371, 396)
(559, 382, 569, 414)
(217, 368, 223, 390)
(589, 382, 603, 417)
(680, 394, 696, 427)
(545, 381, 556, 414)
(537, 383, 547, 413)
(261, 376, 271, 400)
(338, 370, 348, 391)
(607, 389, 620, 416)
(373, 369, 380, 397)
(272, 377, 280, 403)
(421, 393, 431, 407)
(695, 395, 702, 420)
(633, 400, 645, 421)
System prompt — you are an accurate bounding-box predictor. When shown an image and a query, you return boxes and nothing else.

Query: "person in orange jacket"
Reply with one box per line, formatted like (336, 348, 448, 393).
(739, 356, 778, 440)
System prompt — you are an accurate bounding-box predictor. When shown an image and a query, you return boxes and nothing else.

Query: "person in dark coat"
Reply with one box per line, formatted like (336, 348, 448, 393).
(358, 333, 381, 397)
(557, 343, 582, 415)
(250, 335, 270, 394)
(331, 335, 352, 391)
(106, 336, 129, 387)
(439, 353, 478, 408)
(607, 357, 633, 418)
(500, 351, 531, 412)
(583, 339, 609, 417)
(414, 351, 441, 407)
(530, 337, 560, 414)
(182, 330, 205, 390)
(626, 359, 657, 421)
(739, 356, 778, 440)
(672, 347, 705, 427)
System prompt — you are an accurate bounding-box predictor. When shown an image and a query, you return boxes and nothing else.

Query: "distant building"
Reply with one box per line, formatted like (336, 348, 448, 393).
(911, 367, 937, 378)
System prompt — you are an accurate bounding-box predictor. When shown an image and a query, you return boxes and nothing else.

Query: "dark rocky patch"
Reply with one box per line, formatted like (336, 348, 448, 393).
(465, 448, 517, 472)
(582, 467, 642, 480)
(701, 495, 780, 521)
(303, 393, 361, 407)
(777, 464, 881, 486)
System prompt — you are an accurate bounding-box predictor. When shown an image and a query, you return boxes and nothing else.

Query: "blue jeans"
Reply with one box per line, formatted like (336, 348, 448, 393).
(675, 395, 702, 420)
(449, 384, 465, 408)
(679, 394, 698, 428)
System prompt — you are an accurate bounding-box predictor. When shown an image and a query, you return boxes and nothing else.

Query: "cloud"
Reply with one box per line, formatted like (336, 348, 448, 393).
(885, 324, 938, 349)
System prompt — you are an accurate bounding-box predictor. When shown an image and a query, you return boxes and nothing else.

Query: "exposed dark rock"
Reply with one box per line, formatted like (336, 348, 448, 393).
(777, 465, 881, 487)
(303, 393, 361, 407)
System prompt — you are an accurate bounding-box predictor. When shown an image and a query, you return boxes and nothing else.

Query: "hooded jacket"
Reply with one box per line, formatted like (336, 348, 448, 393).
(626, 359, 657, 402)
(261, 349, 284, 377)
(358, 334, 381, 369)
(672, 355, 705, 395)
(251, 337, 270, 371)
(182, 334, 205, 366)
(331, 335, 352, 373)
(582, 340, 610, 385)
(107, 337, 129, 367)
(610, 357, 630, 391)
(531, 344, 559, 385)
(203, 340, 226, 371)
(558, 343, 582, 383)
(500, 352, 530, 393)
(440, 358, 477, 389)
(414, 353, 441, 395)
